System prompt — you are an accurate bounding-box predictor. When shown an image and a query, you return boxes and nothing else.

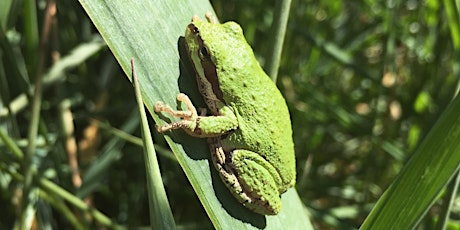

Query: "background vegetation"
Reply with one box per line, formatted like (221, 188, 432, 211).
(1, 0, 460, 229)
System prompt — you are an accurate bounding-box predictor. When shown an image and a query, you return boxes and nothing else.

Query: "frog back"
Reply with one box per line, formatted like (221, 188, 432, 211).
(219, 62, 296, 189)
(207, 21, 295, 188)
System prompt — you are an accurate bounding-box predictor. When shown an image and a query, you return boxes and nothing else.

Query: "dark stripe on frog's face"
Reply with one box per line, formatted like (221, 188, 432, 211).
(186, 23, 224, 103)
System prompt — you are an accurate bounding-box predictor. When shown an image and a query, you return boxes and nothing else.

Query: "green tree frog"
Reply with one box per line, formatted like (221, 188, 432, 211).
(154, 14, 296, 215)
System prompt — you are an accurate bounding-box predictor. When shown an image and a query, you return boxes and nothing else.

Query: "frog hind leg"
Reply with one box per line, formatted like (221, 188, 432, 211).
(209, 138, 281, 215)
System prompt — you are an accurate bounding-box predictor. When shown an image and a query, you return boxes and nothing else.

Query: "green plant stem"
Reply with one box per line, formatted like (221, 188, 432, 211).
(434, 7, 460, 219)
(39, 190, 87, 230)
(92, 118, 178, 162)
(23, 0, 39, 67)
(19, 48, 40, 230)
(131, 58, 175, 229)
(0, 164, 124, 230)
(91, 118, 143, 146)
(0, 128, 24, 160)
(435, 2, 460, 226)
(21, 1, 59, 228)
(0, 130, 121, 229)
(265, 0, 292, 82)
(444, 0, 460, 95)
(38, 177, 121, 229)
(443, 0, 460, 50)
(0, 37, 105, 119)
(435, 170, 460, 229)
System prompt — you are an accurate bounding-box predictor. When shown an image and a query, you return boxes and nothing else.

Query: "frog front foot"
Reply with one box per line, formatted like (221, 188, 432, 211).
(154, 93, 199, 134)
(155, 93, 238, 137)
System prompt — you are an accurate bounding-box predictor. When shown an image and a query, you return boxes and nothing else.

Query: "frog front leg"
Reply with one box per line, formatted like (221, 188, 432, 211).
(210, 139, 283, 215)
(154, 93, 238, 137)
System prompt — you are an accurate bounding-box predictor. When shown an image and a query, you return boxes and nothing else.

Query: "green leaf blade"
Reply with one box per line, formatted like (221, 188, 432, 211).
(78, 0, 311, 228)
(361, 94, 460, 229)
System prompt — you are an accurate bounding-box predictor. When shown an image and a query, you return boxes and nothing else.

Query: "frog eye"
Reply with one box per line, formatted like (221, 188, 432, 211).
(200, 46, 210, 58)
(192, 26, 199, 34)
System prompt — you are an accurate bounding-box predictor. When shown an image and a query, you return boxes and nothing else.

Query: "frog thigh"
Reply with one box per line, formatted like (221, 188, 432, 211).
(231, 149, 282, 215)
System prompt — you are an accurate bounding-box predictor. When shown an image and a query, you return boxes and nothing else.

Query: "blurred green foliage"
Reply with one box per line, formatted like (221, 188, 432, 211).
(1, 0, 460, 229)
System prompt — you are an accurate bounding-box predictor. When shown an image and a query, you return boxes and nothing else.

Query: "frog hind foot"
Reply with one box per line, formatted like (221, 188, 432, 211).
(209, 139, 282, 215)
(230, 149, 282, 215)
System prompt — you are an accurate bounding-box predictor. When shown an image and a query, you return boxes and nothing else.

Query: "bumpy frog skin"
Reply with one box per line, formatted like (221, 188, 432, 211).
(154, 14, 296, 215)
